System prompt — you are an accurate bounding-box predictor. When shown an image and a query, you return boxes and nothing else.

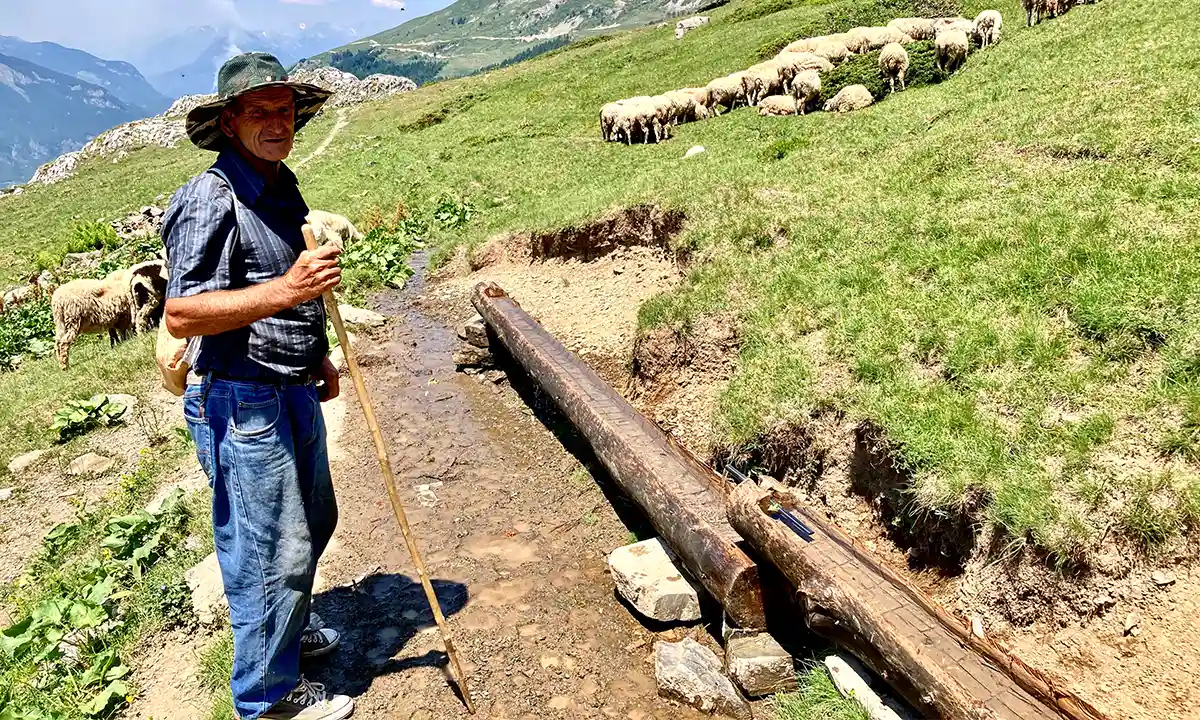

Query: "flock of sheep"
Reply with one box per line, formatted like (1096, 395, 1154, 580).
(601, 0, 1094, 143)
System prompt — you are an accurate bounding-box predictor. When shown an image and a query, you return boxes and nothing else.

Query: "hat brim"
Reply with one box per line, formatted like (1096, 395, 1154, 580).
(185, 81, 334, 151)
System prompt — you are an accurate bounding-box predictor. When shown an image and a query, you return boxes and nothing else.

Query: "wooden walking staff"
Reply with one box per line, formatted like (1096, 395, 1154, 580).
(302, 225, 476, 714)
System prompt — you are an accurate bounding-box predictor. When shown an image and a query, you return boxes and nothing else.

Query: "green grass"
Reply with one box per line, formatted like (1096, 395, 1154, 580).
(772, 665, 870, 720)
(0, 0, 1193, 566)
(198, 631, 234, 720)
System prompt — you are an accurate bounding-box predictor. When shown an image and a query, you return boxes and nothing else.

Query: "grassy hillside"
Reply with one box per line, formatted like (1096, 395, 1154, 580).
(3, 0, 1197, 567)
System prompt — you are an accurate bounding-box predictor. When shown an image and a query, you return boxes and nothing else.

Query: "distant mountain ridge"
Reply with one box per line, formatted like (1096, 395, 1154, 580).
(0, 35, 170, 114)
(0, 52, 141, 187)
(303, 0, 706, 79)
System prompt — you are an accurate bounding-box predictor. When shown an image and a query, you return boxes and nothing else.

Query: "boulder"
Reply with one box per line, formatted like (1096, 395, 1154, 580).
(8, 449, 49, 476)
(61, 250, 103, 273)
(685, 146, 706, 158)
(608, 538, 701, 623)
(724, 632, 797, 696)
(453, 344, 495, 368)
(337, 304, 387, 329)
(654, 638, 750, 719)
(0, 487, 14, 502)
(186, 552, 228, 626)
(457, 315, 489, 348)
(67, 453, 115, 476)
(675, 16, 710, 39)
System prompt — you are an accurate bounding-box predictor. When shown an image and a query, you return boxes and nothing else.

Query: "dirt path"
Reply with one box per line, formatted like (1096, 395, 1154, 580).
(295, 108, 348, 170)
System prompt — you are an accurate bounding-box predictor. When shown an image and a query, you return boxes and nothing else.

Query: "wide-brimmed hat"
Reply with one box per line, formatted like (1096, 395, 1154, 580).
(185, 52, 333, 151)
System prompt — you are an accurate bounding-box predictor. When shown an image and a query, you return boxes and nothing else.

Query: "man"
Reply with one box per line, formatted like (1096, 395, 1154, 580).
(163, 53, 353, 720)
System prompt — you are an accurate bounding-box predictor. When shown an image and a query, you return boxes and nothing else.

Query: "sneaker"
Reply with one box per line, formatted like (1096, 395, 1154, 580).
(259, 677, 354, 720)
(301, 614, 340, 659)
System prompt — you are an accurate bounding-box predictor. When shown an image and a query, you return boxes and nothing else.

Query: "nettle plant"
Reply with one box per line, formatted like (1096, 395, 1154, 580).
(51, 396, 130, 443)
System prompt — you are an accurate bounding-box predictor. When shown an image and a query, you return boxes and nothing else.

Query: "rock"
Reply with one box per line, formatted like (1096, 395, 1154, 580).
(106, 394, 138, 413)
(1093, 594, 1115, 608)
(675, 16, 710, 39)
(453, 344, 495, 368)
(165, 94, 217, 118)
(67, 453, 115, 476)
(684, 146, 706, 158)
(824, 654, 906, 720)
(3, 283, 40, 309)
(290, 67, 417, 108)
(608, 539, 701, 623)
(8, 449, 49, 475)
(186, 552, 228, 626)
(724, 632, 797, 696)
(655, 638, 750, 719)
(328, 331, 357, 372)
(0, 487, 13, 502)
(61, 250, 103, 272)
(457, 315, 489, 348)
(1152, 570, 1176, 587)
(337, 304, 387, 328)
(481, 369, 507, 384)
(1124, 612, 1141, 636)
(970, 616, 984, 639)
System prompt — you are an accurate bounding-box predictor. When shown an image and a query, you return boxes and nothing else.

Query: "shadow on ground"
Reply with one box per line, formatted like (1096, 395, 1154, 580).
(309, 572, 470, 697)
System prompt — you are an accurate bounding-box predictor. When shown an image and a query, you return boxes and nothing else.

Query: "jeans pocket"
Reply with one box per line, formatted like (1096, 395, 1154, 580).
(231, 387, 281, 438)
(185, 417, 214, 482)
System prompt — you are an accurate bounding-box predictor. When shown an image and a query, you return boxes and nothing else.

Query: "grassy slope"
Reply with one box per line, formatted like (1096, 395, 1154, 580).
(2, 0, 1197, 563)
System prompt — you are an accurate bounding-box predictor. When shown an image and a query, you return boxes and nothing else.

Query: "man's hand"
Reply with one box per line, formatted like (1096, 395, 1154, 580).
(283, 244, 342, 304)
(317, 356, 340, 402)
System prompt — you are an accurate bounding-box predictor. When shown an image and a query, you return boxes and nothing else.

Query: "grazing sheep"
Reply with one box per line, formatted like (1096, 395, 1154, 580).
(936, 28, 970, 73)
(648, 95, 677, 137)
(812, 39, 852, 64)
(680, 86, 713, 111)
(52, 261, 168, 370)
(1044, 0, 1063, 18)
(843, 30, 873, 54)
(758, 95, 798, 117)
(128, 259, 169, 335)
(1022, 0, 1042, 26)
(790, 69, 821, 115)
(974, 10, 1003, 46)
(600, 102, 623, 141)
(706, 74, 747, 115)
(305, 210, 364, 249)
(615, 100, 663, 144)
(823, 84, 874, 113)
(773, 52, 833, 91)
(888, 18, 936, 40)
(783, 37, 820, 54)
(849, 26, 914, 51)
(743, 64, 784, 106)
(879, 42, 910, 93)
(664, 89, 705, 123)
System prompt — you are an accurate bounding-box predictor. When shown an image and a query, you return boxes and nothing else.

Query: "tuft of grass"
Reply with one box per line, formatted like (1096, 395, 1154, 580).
(772, 665, 870, 720)
(199, 631, 235, 720)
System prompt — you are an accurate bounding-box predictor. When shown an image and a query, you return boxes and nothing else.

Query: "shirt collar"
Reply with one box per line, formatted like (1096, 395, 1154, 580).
(214, 149, 299, 207)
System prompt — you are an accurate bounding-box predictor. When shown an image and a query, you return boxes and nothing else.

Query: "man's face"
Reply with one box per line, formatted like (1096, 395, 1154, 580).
(223, 87, 296, 162)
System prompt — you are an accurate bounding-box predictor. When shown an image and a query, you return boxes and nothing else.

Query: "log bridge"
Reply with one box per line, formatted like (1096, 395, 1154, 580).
(471, 281, 1109, 720)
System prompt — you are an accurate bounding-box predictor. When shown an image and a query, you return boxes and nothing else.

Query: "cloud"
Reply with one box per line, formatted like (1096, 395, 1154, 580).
(279, 0, 325, 4)
(371, 0, 406, 8)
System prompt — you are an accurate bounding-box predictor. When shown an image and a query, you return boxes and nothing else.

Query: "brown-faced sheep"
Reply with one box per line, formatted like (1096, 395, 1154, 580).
(790, 69, 821, 115)
(823, 84, 875, 113)
(51, 260, 168, 370)
(773, 52, 833, 91)
(936, 28, 970, 73)
(879, 42, 910, 93)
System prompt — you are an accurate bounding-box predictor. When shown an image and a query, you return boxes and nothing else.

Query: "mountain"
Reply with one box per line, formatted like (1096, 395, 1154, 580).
(0, 53, 140, 187)
(137, 24, 364, 99)
(0, 35, 170, 114)
(304, 0, 706, 79)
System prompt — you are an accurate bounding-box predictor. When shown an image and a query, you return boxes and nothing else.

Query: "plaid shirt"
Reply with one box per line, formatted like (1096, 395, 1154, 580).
(163, 150, 327, 379)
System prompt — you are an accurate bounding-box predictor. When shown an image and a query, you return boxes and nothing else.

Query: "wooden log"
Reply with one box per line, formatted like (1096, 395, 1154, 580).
(472, 282, 766, 628)
(728, 483, 1110, 720)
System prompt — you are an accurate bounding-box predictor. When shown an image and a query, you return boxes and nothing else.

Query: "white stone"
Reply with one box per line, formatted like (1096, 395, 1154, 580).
(337, 304, 387, 328)
(7, 449, 49, 475)
(186, 552, 228, 626)
(1152, 570, 1176, 587)
(675, 16, 710, 39)
(724, 632, 797, 696)
(0, 487, 14, 502)
(685, 145, 706, 158)
(67, 453, 115, 476)
(655, 638, 750, 719)
(106, 394, 138, 414)
(608, 538, 701, 622)
(457, 315, 489, 348)
(824, 654, 906, 720)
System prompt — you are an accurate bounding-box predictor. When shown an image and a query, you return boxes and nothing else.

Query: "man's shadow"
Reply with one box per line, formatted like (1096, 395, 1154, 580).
(308, 572, 470, 697)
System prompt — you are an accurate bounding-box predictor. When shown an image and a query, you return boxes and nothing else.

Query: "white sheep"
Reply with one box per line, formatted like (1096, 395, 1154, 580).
(305, 210, 364, 249)
(823, 84, 875, 113)
(664, 90, 703, 123)
(849, 26, 914, 51)
(680, 86, 713, 111)
(879, 42, 910, 93)
(614, 101, 662, 144)
(843, 30, 873, 54)
(812, 39, 852, 64)
(935, 28, 970, 74)
(706, 74, 747, 115)
(757, 95, 797, 117)
(887, 18, 936, 41)
(974, 10, 1003, 47)
(772, 52, 833, 91)
(52, 260, 167, 370)
(743, 64, 784, 106)
(790, 69, 821, 115)
(600, 102, 623, 141)
(783, 37, 820, 54)
(1022, 0, 1042, 26)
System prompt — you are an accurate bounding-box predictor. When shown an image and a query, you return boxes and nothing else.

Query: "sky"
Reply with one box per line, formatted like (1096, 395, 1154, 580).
(0, 0, 453, 61)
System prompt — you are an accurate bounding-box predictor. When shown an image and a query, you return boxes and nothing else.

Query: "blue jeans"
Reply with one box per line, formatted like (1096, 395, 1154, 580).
(184, 378, 339, 720)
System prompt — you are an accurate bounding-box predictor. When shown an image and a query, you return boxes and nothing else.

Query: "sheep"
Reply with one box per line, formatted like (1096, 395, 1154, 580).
(849, 26, 914, 52)
(812, 39, 852, 64)
(888, 18, 936, 41)
(600, 102, 623, 141)
(843, 30, 873, 54)
(879, 42, 910, 94)
(935, 28, 970, 74)
(1044, 0, 1063, 19)
(664, 89, 704, 123)
(823, 84, 875, 113)
(1022, 0, 1042, 26)
(743, 64, 784, 106)
(783, 37, 820, 54)
(614, 101, 662, 144)
(128, 259, 169, 335)
(305, 210, 364, 249)
(680, 86, 713, 111)
(758, 95, 797, 117)
(52, 260, 168, 370)
(648, 95, 677, 138)
(974, 10, 1003, 47)
(706, 74, 747, 115)
(773, 52, 833, 91)
(790, 69, 821, 115)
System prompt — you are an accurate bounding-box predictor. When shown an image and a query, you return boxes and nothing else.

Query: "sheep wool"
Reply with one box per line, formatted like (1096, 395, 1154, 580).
(974, 10, 1004, 47)
(600, 102, 624, 141)
(706, 74, 746, 115)
(790, 69, 821, 115)
(758, 95, 798, 116)
(52, 261, 168, 370)
(305, 210, 364, 249)
(887, 17, 936, 40)
(812, 39, 851, 64)
(823, 84, 874, 113)
(935, 28, 970, 74)
(879, 42, 910, 93)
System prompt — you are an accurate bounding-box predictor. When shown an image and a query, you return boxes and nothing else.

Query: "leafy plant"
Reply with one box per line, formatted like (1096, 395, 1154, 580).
(431, 195, 476, 229)
(50, 395, 129, 442)
(65, 222, 120, 255)
(100, 489, 186, 579)
(0, 300, 55, 372)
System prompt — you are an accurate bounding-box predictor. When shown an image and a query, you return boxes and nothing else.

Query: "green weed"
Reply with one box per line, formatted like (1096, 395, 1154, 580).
(0, 300, 55, 372)
(50, 395, 130, 443)
(772, 664, 869, 720)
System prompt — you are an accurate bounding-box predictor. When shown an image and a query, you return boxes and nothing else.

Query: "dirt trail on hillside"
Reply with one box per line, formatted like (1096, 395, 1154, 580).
(295, 108, 349, 170)
(133, 251, 718, 720)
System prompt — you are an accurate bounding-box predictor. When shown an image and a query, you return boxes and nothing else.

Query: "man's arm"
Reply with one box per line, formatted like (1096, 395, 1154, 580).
(165, 243, 342, 338)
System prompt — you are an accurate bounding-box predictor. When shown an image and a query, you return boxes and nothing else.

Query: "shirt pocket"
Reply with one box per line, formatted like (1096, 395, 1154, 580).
(230, 385, 282, 438)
